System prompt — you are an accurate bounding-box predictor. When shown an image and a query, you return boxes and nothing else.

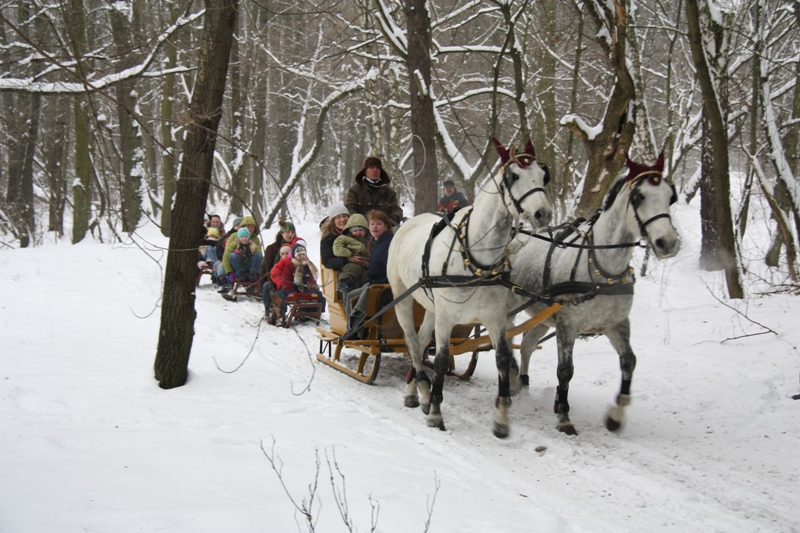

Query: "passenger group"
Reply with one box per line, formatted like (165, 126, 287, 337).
(198, 155, 471, 332)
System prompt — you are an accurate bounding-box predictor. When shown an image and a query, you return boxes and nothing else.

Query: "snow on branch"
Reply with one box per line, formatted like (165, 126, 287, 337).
(433, 105, 479, 180)
(263, 79, 364, 225)
(0, 9, 204, 94)
(760, 74, 800, 213)
(560, 113, 603, 141)
(375, 0, 408, 57)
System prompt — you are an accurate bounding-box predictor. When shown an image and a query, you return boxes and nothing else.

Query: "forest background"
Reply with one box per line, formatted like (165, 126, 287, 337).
(1, 0, 798, 294)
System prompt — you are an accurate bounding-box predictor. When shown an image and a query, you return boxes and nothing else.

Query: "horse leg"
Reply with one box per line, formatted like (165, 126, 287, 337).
(417, 310, 435, 359)
(554, 325, 578, 435)
(395, 296, 429, 411)
(491, 329, 514, 438)
(603, 319, 636, 432)
(426, 320, 454, 431)
(517, 324, 549, 389)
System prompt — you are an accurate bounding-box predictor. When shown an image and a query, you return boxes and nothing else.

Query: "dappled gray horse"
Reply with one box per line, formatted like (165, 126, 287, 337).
(510, 153, 680, 435)
(388, 140, 552, 437)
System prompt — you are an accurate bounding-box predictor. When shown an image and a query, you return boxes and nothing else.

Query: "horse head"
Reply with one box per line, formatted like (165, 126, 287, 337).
(492, 138, 552, 229)
(606, 151, 680, 259)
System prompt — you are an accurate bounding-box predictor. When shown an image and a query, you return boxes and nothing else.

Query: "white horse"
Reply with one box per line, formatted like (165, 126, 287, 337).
(509, 152, 680, 435)
(388, 140, 552, 437)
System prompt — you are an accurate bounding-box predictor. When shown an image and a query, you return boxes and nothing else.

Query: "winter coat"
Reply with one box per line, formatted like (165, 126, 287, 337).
(345, 168, 403, 223)
(222, 215, 262, 273)
(367, 230, 394, 284)
(261, 234, 302, 280)
(270, 256, 292, 290)
(281, 258, 319, 294)
(332, 214, 371, 261)
(437, 190, 471, 214)
(333, 235, 370, 261)
(230, 239, 258, 266)
(320, 233, 348, 271)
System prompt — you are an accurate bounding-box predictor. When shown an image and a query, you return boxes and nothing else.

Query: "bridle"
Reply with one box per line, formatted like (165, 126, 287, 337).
(499, 146, 550, 217)
(627, 170, 677, 243)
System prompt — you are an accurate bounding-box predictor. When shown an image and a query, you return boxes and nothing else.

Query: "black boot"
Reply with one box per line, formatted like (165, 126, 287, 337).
(336, 279, 354, 302)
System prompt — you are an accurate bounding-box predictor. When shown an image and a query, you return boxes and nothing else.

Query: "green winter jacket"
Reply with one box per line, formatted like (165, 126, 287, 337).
(222, 215, 263, 273)
(332, 213, 370, 262)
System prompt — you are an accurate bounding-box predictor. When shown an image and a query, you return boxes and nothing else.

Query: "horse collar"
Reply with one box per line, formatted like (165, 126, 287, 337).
(456, 208, 512, 278)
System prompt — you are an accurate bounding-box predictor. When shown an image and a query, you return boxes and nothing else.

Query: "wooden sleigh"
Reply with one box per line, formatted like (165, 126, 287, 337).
(315, 267, 561, 384)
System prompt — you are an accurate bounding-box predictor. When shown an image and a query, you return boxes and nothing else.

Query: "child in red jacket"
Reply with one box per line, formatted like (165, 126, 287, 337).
(272, 241, 326, 325)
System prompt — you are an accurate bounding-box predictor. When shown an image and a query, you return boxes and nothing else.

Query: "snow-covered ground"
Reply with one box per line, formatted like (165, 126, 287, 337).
(1, 201, 799, 532)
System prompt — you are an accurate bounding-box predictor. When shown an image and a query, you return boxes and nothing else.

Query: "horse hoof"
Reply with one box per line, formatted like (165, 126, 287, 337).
(605, 416, 622, 432)
(520, 375, 529, 387)
(427, 415, 445, 431)
(557, 423, 578, 436)
(404, 395, 420, 408)
(421, 403, 431, 415)
(492, 422, 509, 439)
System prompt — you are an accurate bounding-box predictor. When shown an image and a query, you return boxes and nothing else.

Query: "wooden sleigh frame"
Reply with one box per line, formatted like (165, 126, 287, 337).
(315, 267, 561, 384)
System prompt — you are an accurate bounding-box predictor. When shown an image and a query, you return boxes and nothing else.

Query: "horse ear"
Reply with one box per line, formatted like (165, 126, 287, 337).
(655, 151, 665, 171)
(625, 154, 644, 182)
(493, 138, 510, 165)
(524, 139, 536, 159)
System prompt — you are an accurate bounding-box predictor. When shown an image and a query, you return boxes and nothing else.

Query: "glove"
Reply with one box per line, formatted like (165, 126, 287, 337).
(198, 261, 209, 269)
(227, 273, 237, 284)
(234, 248, 243, 255)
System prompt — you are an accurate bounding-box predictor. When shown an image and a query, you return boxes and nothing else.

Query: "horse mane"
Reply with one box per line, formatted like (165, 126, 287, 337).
(603, 177, 627, 211)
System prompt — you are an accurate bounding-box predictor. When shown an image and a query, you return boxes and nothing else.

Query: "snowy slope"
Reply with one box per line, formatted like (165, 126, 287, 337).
(1, 208, 799, 533)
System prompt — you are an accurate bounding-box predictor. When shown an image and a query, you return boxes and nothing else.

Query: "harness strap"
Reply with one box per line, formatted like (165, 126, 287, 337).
(541, 218, 586, 288)
(347, 273, 527, 335)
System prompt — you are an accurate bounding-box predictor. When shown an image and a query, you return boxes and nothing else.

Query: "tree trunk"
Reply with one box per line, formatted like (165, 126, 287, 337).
(154, 0, 239, 389)
(699, 111, 721, 269)
(498, 1, 532, 142)
(568, 0, 636, 216)
(45, 97, 69, 235)
(561, 3, 584, 218)
(69, 0, 92, 244)
(159, 13, 179, 237)
(531, 1, 557, 168)
(686, 0, 743, 298)
(228, 22, 246, 216)
(404, 0, 437, 215)
(111, 0, 144, 234)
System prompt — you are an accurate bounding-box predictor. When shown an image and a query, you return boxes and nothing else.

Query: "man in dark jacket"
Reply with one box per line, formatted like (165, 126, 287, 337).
(345, 156, 404, 225)
(437, 180, 471, 215)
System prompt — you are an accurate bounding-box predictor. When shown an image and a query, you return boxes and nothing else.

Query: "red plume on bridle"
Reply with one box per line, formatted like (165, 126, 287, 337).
(493, 138, 536, 168)
(626, 151, 665, 184)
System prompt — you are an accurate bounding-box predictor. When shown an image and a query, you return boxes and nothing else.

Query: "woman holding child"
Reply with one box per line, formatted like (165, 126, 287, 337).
(332, 213, 371, 300)
(340, 210, 394, 339)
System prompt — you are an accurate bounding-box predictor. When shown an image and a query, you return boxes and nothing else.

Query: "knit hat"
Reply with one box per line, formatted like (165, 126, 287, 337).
(328, 203, 349, 219)
(237, 227, 251, 238)
(443, 180, 455, 187)
(205, 227, 220, 240)
(279, 243, 291, 255)
(232, 217, 244, 228)
(280, 220, 296, 233)
(292, 240, 307, 257)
